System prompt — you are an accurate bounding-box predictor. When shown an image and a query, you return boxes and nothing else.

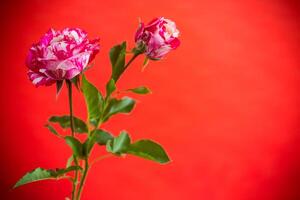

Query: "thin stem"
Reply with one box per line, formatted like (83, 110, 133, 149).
(124, 52, 140, 72)
(72, 156, 79, 200)
(67, 80, 75, 137)
(114, 52, 141, 83)
(66, 80, 80, 200)
(69, 51, 140, 200)
(76, 158, 89, 200)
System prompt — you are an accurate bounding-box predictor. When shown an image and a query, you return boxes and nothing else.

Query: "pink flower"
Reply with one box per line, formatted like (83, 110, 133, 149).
(135, 17, 180, 60)
(26, 28, 100, 86)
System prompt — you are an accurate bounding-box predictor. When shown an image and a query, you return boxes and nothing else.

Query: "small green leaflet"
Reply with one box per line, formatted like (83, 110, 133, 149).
(106, 131, 130, 155)
(91, 129, 114, 145)
(13, 166, 81, 188)
(106, 132, 170, 164)
(48, 116, 88, 133)
(127, 140, 170, 164)
(102, 97, 135, 122)
(127, 86, 151, 95)
(65, 136, 84, 158)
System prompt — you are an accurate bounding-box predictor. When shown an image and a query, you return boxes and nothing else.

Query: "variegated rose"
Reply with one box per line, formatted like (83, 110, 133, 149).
(26, 28, 100, 86)
(135, 17, 180, 60)
(16, 18, 179, 200)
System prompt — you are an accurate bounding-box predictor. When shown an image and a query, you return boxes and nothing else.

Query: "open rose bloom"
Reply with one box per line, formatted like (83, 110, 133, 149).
(135, 17, 180, 60)
(26, 28, 100, 86)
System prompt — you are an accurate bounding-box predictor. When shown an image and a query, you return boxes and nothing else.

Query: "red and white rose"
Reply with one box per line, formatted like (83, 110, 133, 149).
(135, 17, 180, 60)
(26, 28, 100, 86)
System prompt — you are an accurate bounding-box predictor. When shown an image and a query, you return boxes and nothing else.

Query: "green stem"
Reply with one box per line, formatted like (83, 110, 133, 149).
(67, 80, 75, 137)
(72, 156, 79, 200)
(66, 80, 80, 200)
(124, 52, 140, 72)
(114, 52, 141, 83)
(71, 51, 140, 200)
(76, 158, 89, 200)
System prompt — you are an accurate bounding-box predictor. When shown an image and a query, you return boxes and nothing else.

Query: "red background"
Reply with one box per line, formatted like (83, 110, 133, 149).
(0, 0, 299, 199)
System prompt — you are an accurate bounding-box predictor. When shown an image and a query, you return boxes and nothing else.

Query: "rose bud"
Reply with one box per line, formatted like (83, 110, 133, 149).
(26, 28, 100, 86)
(135, 17, 180, 60)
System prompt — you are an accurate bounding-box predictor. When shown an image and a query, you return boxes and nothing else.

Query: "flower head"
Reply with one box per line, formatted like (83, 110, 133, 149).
(135, 17, 180, 60)
(26, 28, 100, 86)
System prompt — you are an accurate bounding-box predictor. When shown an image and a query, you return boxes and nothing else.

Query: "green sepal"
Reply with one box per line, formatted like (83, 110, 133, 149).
(13, 166, 81, 189)
(56, 80, 64, 97)
(71, 75, 81, 91)
(48, 116, 88, 133)
(142, 57, 149, 70)
(132, 43, 146, 55)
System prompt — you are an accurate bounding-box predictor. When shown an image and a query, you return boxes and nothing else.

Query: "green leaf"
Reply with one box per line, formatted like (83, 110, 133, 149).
(13, 166, 81, 189)
(48, 116, 88, 133)
(44, 124, 60, 137)
(56, 80, 64, 97)
(128, 86, 151, 95)
(83, 129, 114, 156)
(65, 136, 84, 158)
(109, 42, 127, 81)
(106, 131, 130, 155)
(81, 75, 103, 127)
(106, 79, 116, 97)
(103, 97, 135, 122)
(127, 140, 170, 164)
(14, 168, 53, 189)
(91, 129, 114, 145)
